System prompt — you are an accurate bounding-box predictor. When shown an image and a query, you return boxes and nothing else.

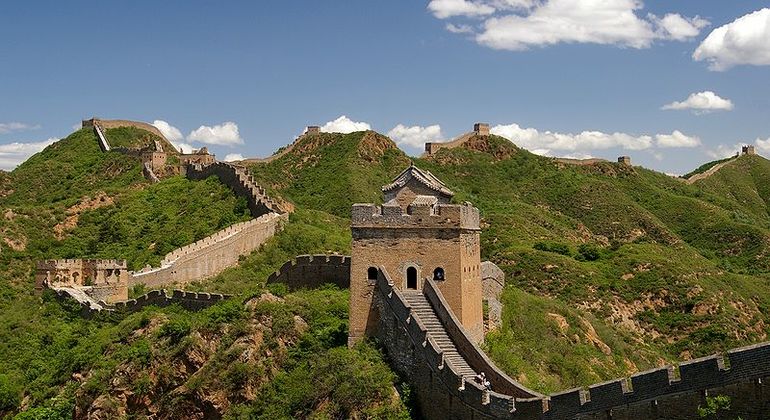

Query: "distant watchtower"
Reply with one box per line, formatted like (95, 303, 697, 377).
(742, 145, 756, 155)
(618, 156, 631, 165)
(349, 164, 484, 345)
(305, 126, 320, 136)
(473, 122, 490, 136)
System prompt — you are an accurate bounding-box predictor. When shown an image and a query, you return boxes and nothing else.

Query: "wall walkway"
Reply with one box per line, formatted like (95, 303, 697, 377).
(53, 288, 229, 317)
(129, 212, 287, 288)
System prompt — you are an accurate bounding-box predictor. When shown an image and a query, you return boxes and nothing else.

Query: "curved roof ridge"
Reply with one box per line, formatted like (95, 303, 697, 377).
(382, 164, 454, 197)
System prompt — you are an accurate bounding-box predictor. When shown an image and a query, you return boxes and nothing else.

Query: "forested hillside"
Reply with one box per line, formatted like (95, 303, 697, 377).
(2, 126, 770, 418)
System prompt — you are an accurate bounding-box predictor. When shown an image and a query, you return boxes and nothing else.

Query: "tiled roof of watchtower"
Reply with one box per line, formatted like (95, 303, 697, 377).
(382, 163, 454, 197)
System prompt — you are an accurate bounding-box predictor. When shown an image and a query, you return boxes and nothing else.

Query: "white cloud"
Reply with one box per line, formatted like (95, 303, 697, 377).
(0, 138, 58, 170)
(319, 115, 371, 134)
(755, 137, 770, 154)
(652, 13, 709, 41)
(0, 122, 40, 134)
(491, 123, 654, 151)
(171, 142, 195, 154)
(387, 124, 443, 149)
(187, 121, 243, 146)
(152, 120, 184, 142)
(224, 153, 244, 162)
(431, 0, 708, 51)
(661, 91, 734, 113)
(655, 130, 701, 148)
(446, 23, 475, 34)
(428, 0, 494, 19)
(694, 8, 770, 71)
(706, 143, 741, 159)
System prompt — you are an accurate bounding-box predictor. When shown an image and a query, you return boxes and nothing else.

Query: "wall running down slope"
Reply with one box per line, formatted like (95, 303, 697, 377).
(371, 268, 770, 419)
(129, 212, 287, 288)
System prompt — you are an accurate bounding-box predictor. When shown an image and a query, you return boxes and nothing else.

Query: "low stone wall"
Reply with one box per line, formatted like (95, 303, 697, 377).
(111, 289, 229, 312)
(53, 288, 229, 316)
(266, 254, 350, 290)
(129, 212, 287, 288)
(185, 162, 292, 215)
(548, 344, 770, 419)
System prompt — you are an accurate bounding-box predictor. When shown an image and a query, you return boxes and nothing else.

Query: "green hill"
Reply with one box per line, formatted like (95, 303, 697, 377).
(4, 127, 770, 417)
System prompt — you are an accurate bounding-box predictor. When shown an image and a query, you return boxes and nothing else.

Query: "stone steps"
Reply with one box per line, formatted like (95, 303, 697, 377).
(402, 291, 476, 379)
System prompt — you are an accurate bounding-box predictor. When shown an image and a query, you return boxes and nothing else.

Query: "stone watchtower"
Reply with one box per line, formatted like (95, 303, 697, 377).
(349, 164, 484, 345)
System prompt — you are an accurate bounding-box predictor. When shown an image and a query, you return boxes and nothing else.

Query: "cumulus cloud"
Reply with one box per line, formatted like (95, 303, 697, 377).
(661, 91, 734, 113)
(491, 123, 700, 155)
(491, 123, 654, 152)
(0, 138, 58, 170)
(446, 23, 474, 34)
(319, 115, 371, 134)
(428, 0, 494, 19)
(224, 153, 244, 162)
(0, 122, 40, 134)
(755, 137, 770, 154)
(694, 8, 770, 71)
(387, 124, 443, 149)
(187, 121, 243, 146)
(152, 120, 184, 142)
(706, 143, 742, 159)
(172, 142, 195, 154)
(655, 130, 701, 148)
(430, 0, 708, 51)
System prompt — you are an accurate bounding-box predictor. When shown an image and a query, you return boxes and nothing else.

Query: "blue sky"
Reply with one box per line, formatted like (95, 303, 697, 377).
(1, 1, 769, 174)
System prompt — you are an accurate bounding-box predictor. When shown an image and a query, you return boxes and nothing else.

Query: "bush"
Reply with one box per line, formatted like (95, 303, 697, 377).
(533, 241, 572, 256)
(576, 244, 601, 261)
(158, 318, 191, 343)
(0, 374, 21, 411)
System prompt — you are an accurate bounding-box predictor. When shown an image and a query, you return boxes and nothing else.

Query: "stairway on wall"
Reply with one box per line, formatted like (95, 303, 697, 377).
(402, 290, 477, 380)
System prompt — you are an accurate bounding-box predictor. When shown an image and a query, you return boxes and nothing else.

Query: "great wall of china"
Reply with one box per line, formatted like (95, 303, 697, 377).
(39, 120, 770, 417)
(38, 118, 291, 313)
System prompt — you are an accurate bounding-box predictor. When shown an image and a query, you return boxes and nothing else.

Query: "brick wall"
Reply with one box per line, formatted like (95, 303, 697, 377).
(266, 254, 350, 290)
(129, 212, 287, 288)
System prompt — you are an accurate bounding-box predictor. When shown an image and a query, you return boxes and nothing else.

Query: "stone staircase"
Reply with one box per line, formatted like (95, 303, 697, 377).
(402, 290, 477, 379)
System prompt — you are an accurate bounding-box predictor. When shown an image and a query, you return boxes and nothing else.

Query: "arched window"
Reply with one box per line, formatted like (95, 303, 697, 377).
(406, 267, 418, 289)
(367, 267, 378, 283)
(433, 267, 445, 281)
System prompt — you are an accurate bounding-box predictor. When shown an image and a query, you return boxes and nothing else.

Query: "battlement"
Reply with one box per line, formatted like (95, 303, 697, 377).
(618, 155, 631, 165)
(266, 254, 351, 290)
(742, 145, 756, 155)
(351, 202, 480, 230)
(304, 126, 320, 135)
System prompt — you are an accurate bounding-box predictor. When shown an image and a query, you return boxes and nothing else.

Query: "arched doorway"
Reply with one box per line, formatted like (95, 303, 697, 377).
(406, 267, 418, 290)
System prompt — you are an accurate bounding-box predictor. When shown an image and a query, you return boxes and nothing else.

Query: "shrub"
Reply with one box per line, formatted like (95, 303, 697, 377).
(158, 318, 191, 343)
(576, 244, 601, 261)
(0, 374, 21, 411)
(533, 241, 571, 256)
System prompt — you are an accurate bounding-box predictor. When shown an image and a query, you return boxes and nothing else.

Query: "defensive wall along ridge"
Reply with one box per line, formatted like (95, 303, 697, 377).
(370, 267, 770, 419)
(129, 212, 287, 288)
(52, 288, 229, 316)
(266, 254, 350, 290)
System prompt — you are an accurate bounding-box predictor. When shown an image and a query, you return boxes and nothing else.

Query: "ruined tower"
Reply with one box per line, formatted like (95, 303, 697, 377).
(349, 164, 484, 345)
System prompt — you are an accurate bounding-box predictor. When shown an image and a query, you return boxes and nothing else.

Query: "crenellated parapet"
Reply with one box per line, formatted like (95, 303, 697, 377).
(266, 254, 351, 290)
(186, 161, 293, 215)
(129, 212, 288, 287)
(52, 288, 230, 317)
(351, 202, 480, 231)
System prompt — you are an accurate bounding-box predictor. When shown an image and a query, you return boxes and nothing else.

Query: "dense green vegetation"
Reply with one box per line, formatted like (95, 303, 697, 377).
(249, 131, 409, 217)
(4, 126, 770, 418)
(103, 126, 178, 153)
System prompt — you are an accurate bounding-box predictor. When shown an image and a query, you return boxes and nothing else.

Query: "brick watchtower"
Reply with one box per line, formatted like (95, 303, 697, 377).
(348, 164, 484, 345)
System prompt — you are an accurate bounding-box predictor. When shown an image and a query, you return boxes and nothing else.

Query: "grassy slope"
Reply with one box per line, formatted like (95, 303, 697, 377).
(103, 126, 178, 153)
(0, 130, 406, 418)
(246, 132, 770, 392)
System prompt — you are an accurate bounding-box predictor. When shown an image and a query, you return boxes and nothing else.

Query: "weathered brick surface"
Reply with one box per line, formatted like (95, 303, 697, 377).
(266, 254, 350, 290)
